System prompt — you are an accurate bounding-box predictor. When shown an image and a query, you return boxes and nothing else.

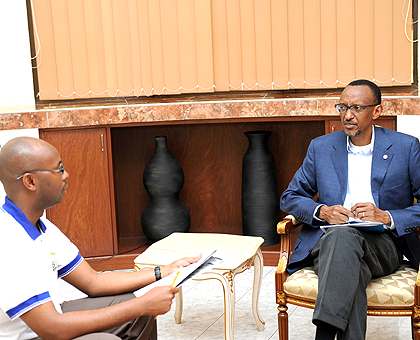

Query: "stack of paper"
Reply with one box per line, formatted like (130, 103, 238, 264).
(134, 248, 223, 297)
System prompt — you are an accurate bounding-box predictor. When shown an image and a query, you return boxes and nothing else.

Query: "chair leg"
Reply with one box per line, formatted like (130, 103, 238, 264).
(277, 292, 288, 340)
(413, 313, 420, 340)
(278, 308, 289, 340)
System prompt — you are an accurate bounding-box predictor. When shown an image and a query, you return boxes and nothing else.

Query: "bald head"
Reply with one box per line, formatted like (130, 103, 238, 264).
(0, 137, 58, 193)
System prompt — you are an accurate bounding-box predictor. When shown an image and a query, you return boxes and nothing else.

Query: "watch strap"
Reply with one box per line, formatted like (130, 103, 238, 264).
(154, 266, 161, 281)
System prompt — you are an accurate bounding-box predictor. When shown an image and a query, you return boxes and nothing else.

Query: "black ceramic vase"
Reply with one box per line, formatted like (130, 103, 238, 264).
(141, 136, 191, 242)
(242, 131, 280, 246)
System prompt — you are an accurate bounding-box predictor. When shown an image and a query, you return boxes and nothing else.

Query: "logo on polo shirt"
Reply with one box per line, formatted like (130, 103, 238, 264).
(51, 252, 58, 272)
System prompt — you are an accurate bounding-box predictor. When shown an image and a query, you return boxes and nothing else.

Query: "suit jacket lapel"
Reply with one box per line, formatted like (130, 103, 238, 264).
(330, 132, 348, 204)
(371, 126, 394, 205)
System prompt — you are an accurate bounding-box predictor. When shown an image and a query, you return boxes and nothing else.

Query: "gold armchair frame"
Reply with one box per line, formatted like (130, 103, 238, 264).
(275, 215, 420, 340)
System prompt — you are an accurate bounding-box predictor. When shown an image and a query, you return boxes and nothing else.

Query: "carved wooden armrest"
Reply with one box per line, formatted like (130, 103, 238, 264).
(275, 250, 290, 294)
(276, 252, 289, 274)
(276, 214, 306, 287)
(277, 214, 303, 235)
(276, 214, 303, 278)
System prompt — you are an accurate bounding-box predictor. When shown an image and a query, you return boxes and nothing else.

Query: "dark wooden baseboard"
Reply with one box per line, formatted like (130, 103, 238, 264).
(86, 242, 280, 272)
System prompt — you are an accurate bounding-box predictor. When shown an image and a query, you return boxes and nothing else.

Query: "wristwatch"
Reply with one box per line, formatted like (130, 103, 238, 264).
(154, 266, 161, 281)
(315, 205, 325, 221)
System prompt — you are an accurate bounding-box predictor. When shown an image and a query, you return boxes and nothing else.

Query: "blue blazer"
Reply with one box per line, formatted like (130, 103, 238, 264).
(281, 126, 420, 274)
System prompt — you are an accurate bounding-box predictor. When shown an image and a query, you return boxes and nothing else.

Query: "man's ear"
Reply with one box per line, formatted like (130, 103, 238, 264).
(372, 104, 383, 121)
(21, 174, 37, 192)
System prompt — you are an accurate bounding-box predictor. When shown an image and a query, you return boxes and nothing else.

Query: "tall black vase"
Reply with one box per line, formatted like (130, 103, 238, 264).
(242, 131, 280, 246)
(141, 136, 191, 242)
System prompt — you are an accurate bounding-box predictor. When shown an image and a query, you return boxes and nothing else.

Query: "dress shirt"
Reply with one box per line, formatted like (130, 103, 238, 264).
(343, 130, 375, 209)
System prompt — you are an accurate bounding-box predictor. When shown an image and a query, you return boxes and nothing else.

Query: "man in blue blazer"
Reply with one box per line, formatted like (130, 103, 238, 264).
(281, 79, 420, 340)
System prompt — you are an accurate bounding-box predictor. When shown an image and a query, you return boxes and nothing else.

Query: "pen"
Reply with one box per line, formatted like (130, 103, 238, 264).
(171, 266, 182, 287)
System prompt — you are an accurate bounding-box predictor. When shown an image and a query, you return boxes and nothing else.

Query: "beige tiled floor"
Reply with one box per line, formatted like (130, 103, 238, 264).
(58, 266, 412, 340)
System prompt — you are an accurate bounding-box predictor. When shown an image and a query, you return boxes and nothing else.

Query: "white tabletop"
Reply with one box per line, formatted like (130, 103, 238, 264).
(134, 232, 264, 270)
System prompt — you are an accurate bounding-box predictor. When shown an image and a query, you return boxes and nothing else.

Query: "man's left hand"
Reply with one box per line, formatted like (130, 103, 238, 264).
(351, 202, 391, 224)
(161, 254, 202, 278)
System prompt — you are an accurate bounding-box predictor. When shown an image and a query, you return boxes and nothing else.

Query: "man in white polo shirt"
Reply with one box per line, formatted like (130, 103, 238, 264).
(0, 137, 200, 340)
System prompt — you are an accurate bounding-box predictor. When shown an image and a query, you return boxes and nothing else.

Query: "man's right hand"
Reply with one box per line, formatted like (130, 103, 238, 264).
(139, 286, 179, 316)
(319, 205, 355, 224)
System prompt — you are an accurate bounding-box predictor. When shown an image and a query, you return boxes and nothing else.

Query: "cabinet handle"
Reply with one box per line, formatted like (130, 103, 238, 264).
(331, 126, 335, 133)
(101, 134, 104, 152)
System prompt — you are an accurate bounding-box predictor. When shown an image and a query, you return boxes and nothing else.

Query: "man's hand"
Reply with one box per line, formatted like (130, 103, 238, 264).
(351, 202, 391, 224)
(319, 205, 355, 224)
(139, 286, 179, 316)
(161, 254, 202, 278)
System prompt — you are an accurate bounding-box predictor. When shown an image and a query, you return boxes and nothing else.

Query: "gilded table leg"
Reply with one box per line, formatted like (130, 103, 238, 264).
(174, 286, 183, 324)
(221, 271, 235, 340)
(198, 270, 236, 340)
(252, 248, 265, 331)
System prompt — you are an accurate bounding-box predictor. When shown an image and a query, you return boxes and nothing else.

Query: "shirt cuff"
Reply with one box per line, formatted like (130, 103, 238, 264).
(313, 204, 325, 221)
(384, 211, 395, 230)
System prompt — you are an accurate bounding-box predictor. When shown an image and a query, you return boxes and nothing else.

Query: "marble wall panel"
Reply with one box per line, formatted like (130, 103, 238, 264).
(183, 101, 263, 120)
(0, 96, 418, 131)
(47, 107, 126, 128)
(122, 104, 184, 123)
(0, 111, 48, 130)
(381, 98, 404, 116)
(317, 98, 339, 116)
(402, 97, 420, 115)
(263, 99, 318, 117)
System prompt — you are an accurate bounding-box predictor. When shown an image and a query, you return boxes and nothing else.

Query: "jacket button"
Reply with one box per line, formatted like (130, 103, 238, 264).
(405, 228, 409, 232)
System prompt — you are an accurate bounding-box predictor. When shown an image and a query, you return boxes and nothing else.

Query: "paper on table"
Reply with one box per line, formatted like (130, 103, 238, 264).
(320, 218, 384, 233)
(133, 248, 223, 297)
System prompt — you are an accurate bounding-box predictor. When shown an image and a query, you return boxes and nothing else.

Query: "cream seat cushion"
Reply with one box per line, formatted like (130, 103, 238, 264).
(284, 263, 417, 307)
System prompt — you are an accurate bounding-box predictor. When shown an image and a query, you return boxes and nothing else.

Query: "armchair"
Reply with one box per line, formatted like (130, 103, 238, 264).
(275, 215, 420, 340)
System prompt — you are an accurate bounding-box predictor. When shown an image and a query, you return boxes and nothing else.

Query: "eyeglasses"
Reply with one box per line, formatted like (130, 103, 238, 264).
(335, 104, 379, 114)
(17, 163, 65, 180)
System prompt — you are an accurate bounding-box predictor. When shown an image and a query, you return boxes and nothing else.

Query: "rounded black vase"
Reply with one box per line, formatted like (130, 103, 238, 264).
(141, 136, 191, 242)
(242, 131, 280, 246)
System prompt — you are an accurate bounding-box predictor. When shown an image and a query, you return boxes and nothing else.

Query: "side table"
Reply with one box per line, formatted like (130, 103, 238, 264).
(134, 232, 265, 340)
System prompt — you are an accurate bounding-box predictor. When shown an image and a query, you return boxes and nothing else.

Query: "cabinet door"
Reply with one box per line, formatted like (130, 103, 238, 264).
(42, 128, 115, 257)
(326, 117, 396, 134)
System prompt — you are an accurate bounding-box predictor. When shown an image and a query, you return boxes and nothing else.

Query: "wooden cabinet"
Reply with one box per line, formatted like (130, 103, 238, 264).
(110, 120, 325, 255)
(40, 120, 325, 267)
(40, 116, 396, 269)
(41, 128, 115, 258)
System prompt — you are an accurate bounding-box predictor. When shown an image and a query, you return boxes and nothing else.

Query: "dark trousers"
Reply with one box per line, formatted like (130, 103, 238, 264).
(32, 293, 157, 340)
(311, 227, 402, 340)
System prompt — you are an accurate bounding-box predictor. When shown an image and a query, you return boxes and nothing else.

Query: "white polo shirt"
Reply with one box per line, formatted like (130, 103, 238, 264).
(0, 197, 82, 340)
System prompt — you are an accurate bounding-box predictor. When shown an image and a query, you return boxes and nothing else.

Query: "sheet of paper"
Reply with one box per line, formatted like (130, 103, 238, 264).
(133, 248, 223, 297)
(321, 221, 384, 233)
(176, 254, 223, 287)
